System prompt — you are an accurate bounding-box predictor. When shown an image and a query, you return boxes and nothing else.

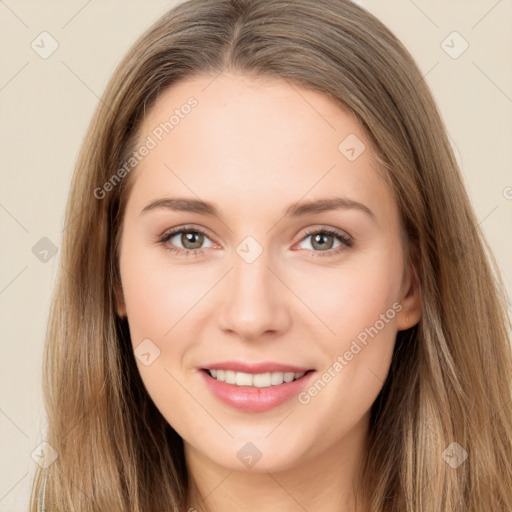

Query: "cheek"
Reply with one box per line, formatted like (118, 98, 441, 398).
(292, 243, 403, 411)
(119, 240, 211, 345)
(293, 244, 404, 345)
(119, 246, 207, 430)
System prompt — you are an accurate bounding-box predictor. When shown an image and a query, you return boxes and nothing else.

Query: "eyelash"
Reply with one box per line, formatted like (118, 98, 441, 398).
(156, 225, 353, 258)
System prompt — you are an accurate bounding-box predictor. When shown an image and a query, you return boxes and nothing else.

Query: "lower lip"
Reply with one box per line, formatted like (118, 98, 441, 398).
(200, 370, 316, 412)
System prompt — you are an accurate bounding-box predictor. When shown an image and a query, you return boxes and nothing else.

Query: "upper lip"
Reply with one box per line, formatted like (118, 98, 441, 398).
(201, 361, 314, 374)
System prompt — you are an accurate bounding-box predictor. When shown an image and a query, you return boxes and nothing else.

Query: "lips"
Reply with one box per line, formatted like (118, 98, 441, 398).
(199, 361, 316, 412)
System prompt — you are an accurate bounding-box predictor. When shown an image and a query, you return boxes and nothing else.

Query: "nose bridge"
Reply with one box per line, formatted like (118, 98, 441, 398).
(232, 245, 272, 301)
(230, 232, 273, 294)
(217, 235, 290, 338)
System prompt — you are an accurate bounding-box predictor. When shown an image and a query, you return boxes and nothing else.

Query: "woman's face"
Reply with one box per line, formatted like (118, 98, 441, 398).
(115, 72, 421, 472)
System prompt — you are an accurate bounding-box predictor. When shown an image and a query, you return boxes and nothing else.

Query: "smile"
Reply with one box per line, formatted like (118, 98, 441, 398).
(200, 367, 316, 412)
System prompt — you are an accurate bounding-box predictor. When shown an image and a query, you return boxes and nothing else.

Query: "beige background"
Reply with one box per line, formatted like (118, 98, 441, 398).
(1, 0, 511, 509)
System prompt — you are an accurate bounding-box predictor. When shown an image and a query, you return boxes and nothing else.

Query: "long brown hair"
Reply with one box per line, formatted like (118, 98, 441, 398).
(30, 0, 512, 510)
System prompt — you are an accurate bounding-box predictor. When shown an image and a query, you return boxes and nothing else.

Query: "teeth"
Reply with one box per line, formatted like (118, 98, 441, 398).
(236, 372, 253, 386)
(207, 369, 306, 387)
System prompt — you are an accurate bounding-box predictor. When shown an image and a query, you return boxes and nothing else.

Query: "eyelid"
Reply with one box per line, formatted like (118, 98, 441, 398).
(157, 224, 215, 243)
(298, 225, 352, 242)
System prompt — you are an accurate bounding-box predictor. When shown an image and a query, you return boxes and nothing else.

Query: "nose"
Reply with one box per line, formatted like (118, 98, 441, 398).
(217, 249, 291, 341)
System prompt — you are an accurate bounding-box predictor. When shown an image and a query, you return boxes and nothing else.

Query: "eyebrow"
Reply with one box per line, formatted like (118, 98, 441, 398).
(140, 196, 375, 221)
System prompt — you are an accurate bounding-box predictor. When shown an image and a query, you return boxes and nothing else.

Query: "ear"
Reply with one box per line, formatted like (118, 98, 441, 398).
(114, 278, 127, 318)
(396, 247, 422, 331)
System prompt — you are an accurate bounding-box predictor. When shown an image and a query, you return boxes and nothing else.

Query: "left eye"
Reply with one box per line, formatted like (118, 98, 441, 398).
(296, 229, 351, 252)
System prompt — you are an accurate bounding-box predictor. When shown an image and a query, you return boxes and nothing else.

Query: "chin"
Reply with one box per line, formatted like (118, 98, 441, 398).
(192, 433, 313, 473)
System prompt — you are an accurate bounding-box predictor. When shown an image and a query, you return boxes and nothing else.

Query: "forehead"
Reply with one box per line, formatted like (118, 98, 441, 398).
(125, 72, 394, 224)
(138, 71, 360, 155)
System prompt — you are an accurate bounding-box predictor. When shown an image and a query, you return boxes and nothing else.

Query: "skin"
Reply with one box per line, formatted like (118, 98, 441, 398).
(115, 72, 422, 512)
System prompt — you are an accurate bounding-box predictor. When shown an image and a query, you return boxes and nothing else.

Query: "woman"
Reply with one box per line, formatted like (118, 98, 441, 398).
(30, 0, 512, 510)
